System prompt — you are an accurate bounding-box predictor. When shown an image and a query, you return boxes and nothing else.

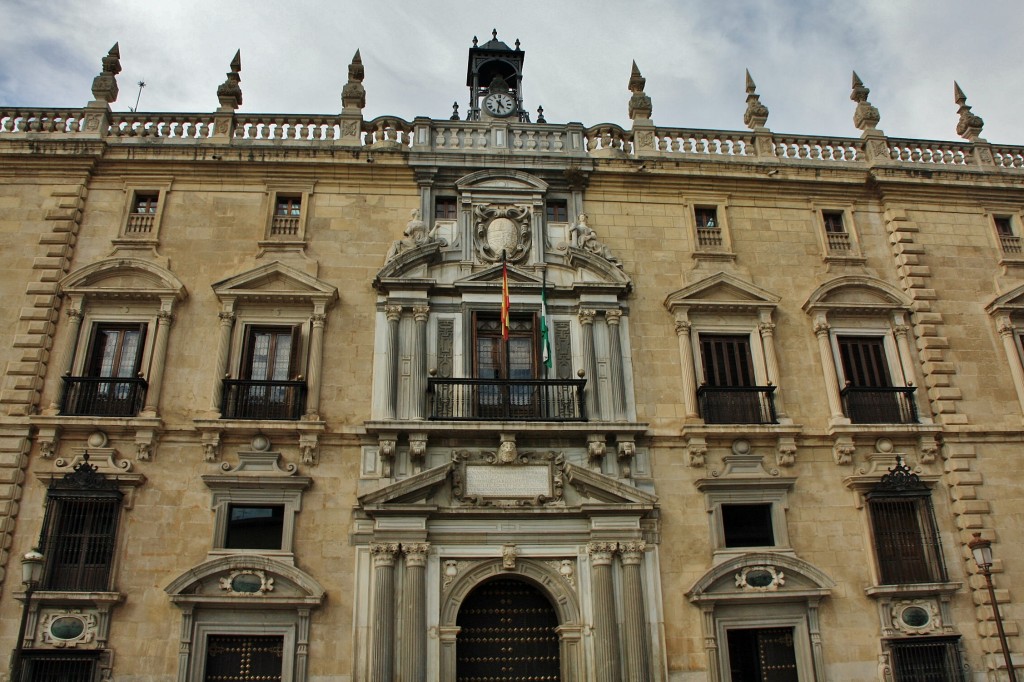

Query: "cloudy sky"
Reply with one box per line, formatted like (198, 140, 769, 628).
(3, 0, 1022, 144)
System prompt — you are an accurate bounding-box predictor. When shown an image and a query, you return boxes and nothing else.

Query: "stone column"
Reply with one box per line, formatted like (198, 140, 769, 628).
(605, 310, 627, 421)
(305, 312, 326, 419)
(141, 309, 173, 416)
(210, 311, 235, 414)
(412, 306, 429, 420)
(758, 319, 786, 419)
(674, 318, 699, 420)
(383, 305, 403, 419)
(619, 541, 651, 682)
(399, 543, 429, 682)
(579, 309, 599, 420)
(369, 543, 400, 681)
(892, 323, 916, 386)
(813, 318, 846, 421)
(50, 306, 84, 413)
(997, 317, 1024, 416)
(588, 542, 621, 682)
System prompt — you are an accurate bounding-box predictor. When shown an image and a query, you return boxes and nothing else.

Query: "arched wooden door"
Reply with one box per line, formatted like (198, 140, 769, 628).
(456, 577, 560, 681)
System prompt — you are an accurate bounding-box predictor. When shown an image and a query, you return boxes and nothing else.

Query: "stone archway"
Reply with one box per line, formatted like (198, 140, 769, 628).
(456, 577, 560, 681)
(440, 559, 583, 681)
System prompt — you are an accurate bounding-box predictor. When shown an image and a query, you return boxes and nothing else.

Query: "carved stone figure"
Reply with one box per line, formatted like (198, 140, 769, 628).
(474, 204, 531, 263)
(569, 214, 622, 268)
(385, 209, 442, 262)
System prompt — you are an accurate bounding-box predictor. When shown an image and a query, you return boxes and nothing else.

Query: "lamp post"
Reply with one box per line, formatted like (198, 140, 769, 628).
(970, 533, 1018, 682)
(9, 549, 43, 682)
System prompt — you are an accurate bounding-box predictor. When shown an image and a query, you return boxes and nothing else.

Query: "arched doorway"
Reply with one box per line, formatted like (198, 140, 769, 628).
(456, 577, 560, 681)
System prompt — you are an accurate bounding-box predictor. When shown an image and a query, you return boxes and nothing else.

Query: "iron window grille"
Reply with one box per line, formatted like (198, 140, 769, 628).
(866, 457, 947, 585)
(20, 652, 98, 682)
(38, 455, 123, 592)
(838, 336, 918, 424)
(888, 637, 967, 682)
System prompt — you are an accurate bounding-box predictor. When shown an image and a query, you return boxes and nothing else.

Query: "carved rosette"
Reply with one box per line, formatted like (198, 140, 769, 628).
(474, 204, 532, 263)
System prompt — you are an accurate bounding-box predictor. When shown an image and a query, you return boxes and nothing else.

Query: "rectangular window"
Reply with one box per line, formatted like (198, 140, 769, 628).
(727, 627, 798, 682)
(222, 325, 305, 420)
(823, 210, 852, 252)
(224, 504, 285, 550)
(434, 196, 458, 221)
(722, 503, 775, 547)
(838, 336, 891, 388)
(700, 334, 754, 387)
(124, 191, 159, 235)
(60, 323, 148, 418)
(546, 200, 568, 223)
(868, 493, 946, 584)
(995, 215, 1022, 255)
(697, 334, 775, 424)
(888, 637, 964, 682)
(205, 634, 284, 682)
(86, 324, 147, 379)
(695, 207, 718, 229)
(837, 335, 915, 424)
(131, 191, 159, 215)
(23, 653, 98, 682)
(270, 195, 302, 237)
(242, 326, 300, 382)
(39, 494, 122, 591)
(474, 314, 537, 381)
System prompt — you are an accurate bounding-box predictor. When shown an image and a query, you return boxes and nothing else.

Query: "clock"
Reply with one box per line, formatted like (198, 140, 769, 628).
(484, 92, 516, 118)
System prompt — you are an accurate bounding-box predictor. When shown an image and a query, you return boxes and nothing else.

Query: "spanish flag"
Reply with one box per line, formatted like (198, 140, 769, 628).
(501, 257, 510, 341)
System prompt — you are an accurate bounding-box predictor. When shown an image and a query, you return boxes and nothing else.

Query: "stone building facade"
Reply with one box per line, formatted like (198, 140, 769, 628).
(0, 33, 1023, 682)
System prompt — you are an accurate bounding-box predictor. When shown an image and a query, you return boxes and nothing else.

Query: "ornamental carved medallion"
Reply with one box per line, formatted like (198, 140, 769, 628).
(474, 204, 531, 263)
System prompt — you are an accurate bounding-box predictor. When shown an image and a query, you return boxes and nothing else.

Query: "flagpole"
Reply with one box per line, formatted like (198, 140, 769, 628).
(502, 251, 511, 385)
(542, 269, 549, 380)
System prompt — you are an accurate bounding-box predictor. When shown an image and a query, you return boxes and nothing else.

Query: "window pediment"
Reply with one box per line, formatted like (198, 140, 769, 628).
(212, 261, 338, 309)
(985, 282, 1024, 315)
(60, 258, 187, 302)
(455, 169, 548, 193)
(688, 553, 835, 604)
(803, 275, 911, 317)
(665, 272, 780, 316)
(165, 555, 325, 608)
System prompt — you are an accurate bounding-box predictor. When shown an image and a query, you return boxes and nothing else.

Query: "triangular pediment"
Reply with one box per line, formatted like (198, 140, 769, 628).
(61, 258, 187, 302)
(987, 282, 1024, 315)
(665, 272, 779, 314)
(802, 275, 910, 315)
(455, 263, 543, 287)
(213, 261, 338, 307)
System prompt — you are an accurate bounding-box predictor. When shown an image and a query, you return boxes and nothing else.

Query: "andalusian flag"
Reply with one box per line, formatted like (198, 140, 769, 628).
(501, 257, 510, 341)
(540, 273, 552, 368)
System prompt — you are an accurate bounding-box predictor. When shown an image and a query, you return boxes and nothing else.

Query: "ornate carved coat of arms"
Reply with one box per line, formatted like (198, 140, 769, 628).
(474, 204, 531, 263)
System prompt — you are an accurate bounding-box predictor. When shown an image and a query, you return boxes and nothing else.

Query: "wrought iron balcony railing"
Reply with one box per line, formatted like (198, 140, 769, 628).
(697, 385, 778, 425)
(221, 379, 307, 421)
(840, 385, 918, 424)
(427, 378, 587, 421)
(60, 376, 147, 417)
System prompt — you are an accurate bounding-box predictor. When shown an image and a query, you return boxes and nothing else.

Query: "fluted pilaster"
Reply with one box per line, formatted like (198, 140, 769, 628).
(619, 541, 650, 681)
(306, 312, 326, 418)
(606, 309, 627, 421)
(141, 309, 173, 416)
(370, 542, 400, 681)
(813, 319, 845, 420)
(399, 543, 429, 682)
(674, 318, 699, 419)
(384, 305, 402, 419)
(412, 306, 429, 420)
(210, 311, 235, 413)
(579, 309, 599, 420)
(588, 541, 621, 682)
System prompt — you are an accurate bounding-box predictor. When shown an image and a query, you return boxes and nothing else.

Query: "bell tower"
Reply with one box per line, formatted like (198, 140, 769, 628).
(466, 29, 527, 122)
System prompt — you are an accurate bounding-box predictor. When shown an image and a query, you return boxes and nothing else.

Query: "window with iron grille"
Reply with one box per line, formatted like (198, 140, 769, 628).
(888, 637, 965, 682)
(434, 196, 457, 221)
(726, 627, 799, 682)
(22, 652, 98, 682)
(546, 199, 568, 223)
(204, 634, 284, 682)
(38, 458, 123, 592)
(867, 459, 947, 585)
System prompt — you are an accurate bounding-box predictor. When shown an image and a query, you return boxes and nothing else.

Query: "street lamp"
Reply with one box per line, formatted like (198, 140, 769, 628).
(970, 533, 1017, 682)
(9, 549, 43, 682)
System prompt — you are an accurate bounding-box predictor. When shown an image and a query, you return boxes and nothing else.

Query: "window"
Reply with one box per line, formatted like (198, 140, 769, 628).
(474, 314, 537, 381)
(117, 187, 168, 240)
(888, 637, 965, 682)
(225, 505, 285, 550)
(222, 325, 305, 421)
(61, 323, 149, 417)
(22, 652, 99, 682)
(204, 634, 284, 681)
(546, 200, 568, 223)
(866, 458, 946, 585)
(722, 503, 775, 548)
(270, 195, 302, 237)
(994, 214, 1022, 255)
(694, 206, 722, 248)
(822, 210, 851, 252)
(837, 335, 917, 424)
(434, 196, 457, 221)
(726, 627, 798, 682)
(38, 458, 124, 592)
(695, 206, 718, 228)
(698, 334, 776, 425)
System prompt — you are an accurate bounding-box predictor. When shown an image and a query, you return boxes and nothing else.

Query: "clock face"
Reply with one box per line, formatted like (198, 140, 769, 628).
(484, 92, 516, 117)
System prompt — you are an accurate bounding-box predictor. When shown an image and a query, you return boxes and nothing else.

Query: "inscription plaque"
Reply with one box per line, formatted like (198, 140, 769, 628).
(465, 465, 550, 498)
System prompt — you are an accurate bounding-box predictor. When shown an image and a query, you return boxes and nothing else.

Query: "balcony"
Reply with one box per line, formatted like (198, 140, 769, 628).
(60, 376, 147, 417)
(697, 385, 777, 425)
(427, 378, 587, 421)
(221, 379, 307, 420)
(840, 386, 918, 424)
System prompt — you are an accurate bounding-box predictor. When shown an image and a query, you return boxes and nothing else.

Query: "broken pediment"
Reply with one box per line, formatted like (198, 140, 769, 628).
(61, 257, 187, 302)
(665, 271, 780, 315)
(456, 263, 543, 286)
(165, 555, 325, 608)
(212, 260, 338, 308)
(803, 275, 910, 316)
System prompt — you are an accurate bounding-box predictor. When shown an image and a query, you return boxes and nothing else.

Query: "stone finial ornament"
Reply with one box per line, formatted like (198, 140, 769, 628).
(342, 49, 366, 111)
(742, 70, 769, 130)
(954, 81, 984, 141)
(850, 71, 881, 132)
(91, 43, 122, 104)
(627, 61, 652, 121)
(216, 50, 243, 110)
